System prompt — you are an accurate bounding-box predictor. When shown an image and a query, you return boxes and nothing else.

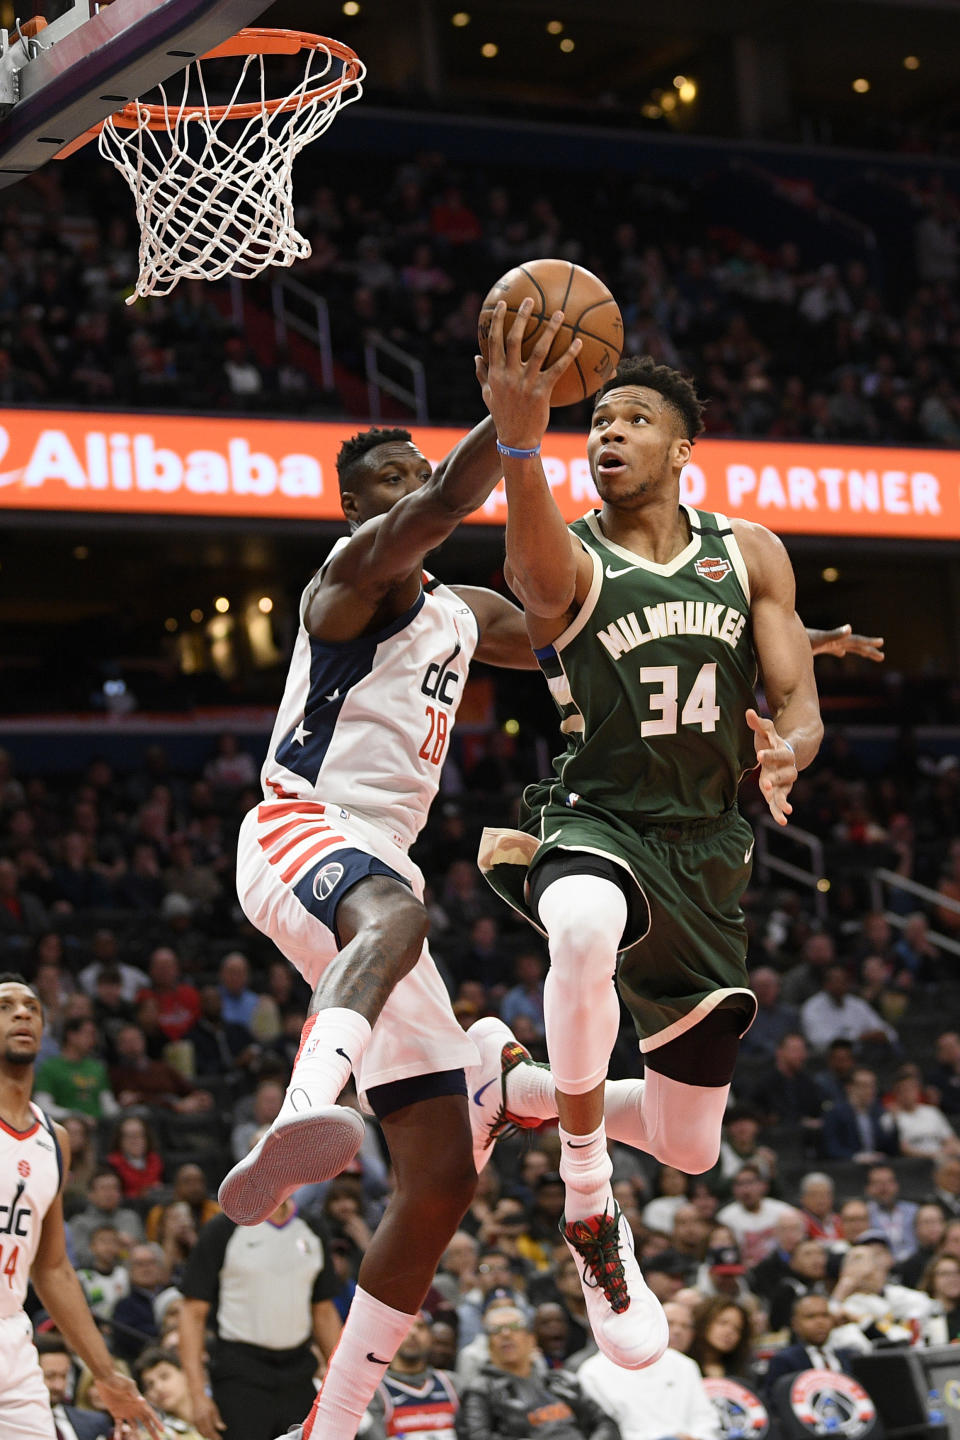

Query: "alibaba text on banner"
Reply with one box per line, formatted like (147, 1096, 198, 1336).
(0, 410, 956, 539)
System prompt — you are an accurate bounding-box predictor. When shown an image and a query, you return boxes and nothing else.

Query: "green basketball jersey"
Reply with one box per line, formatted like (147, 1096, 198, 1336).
(533, 505, 758, 823)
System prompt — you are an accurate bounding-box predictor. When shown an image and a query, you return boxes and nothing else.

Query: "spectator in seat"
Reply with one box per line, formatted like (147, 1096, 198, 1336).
(457, 1303, 618, 1440)
(0, 854, 49, 940)
(768, 1237, 830, 1331)
(829, 1232, 931, 1345)
(111, 1243, 169, 1363)
(689, 1296, 755, 1381)
(106, 1114, 165, 1201)
(814, 1038, 856, 1109)
(927, 1031, 960, 1117)
(134, 1347, 204, 1440)
(34, 1015, 117, 1120)
(499, 948, 546, 1042)
(781, 932, 837, 1009)
(218, 950, 278, 1040)
(739, 967, 798, 1060)
(800, 965, 898, 1053)
(78, 933, 149, 1004)
(920, 1253, 960, 1345)
(889, 1064, 960, 1159)
(36, 1334, 112, 1440)
(898, 1201, 948, 1288)
(821, 1067, 899, 1162)
(578, 1321, 720, 1440)
(752, 1032, 824, 1132)
(136, 947, 201, 1043)
(70, 1169, 144, 1268)
(364, 1311, 460, 1436)
(155, 1198, 198, 1288)
(231, 1078, 285, 1162)
(109, 1021, 212, 1112)
(748, 1208, 808, 1305)
(91, 965, 137, 1062)
(717, 1165, 797, 1268)
(865, 1166, 918, 1262)
(717, 1106, 778, 1188)
(146, 1162, 220, 1243)
(926, 1156, 960, 1220)
(798, 1172, 840, 1241)
(764, 1295, 854, 1391)
(77, 1222, 130, 1319)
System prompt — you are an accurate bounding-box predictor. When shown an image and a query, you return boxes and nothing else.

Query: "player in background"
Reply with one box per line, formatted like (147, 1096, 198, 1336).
(0, 975, 162, 1440)
(473, 312, 823, 1370)
(217, 303, 580, 1440)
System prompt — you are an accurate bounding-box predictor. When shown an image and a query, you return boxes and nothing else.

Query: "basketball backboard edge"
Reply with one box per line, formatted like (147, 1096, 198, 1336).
(0, 0, 274, 189)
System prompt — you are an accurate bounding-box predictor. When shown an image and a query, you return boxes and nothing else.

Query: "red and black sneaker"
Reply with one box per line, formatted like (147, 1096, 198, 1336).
(561, 1199, 669, 1369)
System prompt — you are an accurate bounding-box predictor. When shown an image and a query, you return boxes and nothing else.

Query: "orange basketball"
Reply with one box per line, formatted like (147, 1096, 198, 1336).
(478, 258, 623, 408)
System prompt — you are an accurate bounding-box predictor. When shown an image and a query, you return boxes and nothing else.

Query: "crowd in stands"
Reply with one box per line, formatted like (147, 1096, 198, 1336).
(1, 699, 959, 1437)
(0, 127, 959, 441)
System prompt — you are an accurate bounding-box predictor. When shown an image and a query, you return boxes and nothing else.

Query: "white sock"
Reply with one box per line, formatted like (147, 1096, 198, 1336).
(304, 1285, 415, 1440)
(558, 1121, 613, 1222)
(284, 1009, 372, 1112)
(505, 1059, 557, 1121)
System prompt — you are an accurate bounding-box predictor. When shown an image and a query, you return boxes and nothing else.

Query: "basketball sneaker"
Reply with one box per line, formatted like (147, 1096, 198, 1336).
(561, 1200, 669, 1370)
(465, 1016, 547, 1163)
(218, 1094, 365, 1226)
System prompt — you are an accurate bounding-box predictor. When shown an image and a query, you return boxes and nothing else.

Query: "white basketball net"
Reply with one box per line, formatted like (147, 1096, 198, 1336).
(99, 41, 365, 302)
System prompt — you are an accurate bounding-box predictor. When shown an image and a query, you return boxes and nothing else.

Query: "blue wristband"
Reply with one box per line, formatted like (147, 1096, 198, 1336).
(496, 439, 542, 460)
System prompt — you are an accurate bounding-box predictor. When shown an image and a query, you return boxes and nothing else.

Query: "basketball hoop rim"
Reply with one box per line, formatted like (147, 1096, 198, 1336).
(111, 27, 362, 131)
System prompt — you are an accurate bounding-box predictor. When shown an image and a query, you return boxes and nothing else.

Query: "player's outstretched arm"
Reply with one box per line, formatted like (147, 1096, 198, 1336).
(476, 298, 592, 623)
(735, 519, 824, 826)
(449, 586, 538, 668)
(31, 1125, 164, 1440)
(807, 624, 885, 662)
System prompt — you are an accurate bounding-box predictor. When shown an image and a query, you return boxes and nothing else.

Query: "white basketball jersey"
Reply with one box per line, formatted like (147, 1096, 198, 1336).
(0, 1105, 61, 1317)
(261, 541, 479, 850)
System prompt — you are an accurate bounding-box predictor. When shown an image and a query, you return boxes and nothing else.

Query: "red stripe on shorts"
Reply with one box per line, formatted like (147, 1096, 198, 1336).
(257, 800, 327, 822)
(280, 833, 346, 884)
(266, 826, 332, 866)
(258, 816, 324, 852)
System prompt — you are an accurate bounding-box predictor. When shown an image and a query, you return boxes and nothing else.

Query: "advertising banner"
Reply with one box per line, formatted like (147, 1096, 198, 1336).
(0, 409, 955, 539)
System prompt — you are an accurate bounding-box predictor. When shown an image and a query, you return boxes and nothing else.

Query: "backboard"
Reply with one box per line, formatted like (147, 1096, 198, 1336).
(0, 0, 274, 189)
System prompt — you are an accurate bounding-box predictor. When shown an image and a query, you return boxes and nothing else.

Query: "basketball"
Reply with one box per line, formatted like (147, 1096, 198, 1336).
(478, 258, 623, 408)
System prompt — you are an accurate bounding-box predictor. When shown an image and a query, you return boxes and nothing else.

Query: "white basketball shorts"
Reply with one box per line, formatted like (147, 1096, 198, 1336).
(0, 1312, 56, 1440)
(235, 798, 476, 1110)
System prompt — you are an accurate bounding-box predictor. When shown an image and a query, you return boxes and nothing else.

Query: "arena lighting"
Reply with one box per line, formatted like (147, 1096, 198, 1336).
(214, 596, 230, 613)
(546, 19, 563, 33)
(641, 102, 663, 118)
(504, 718, 520, 736)
(164, 617, 178, 633)
(481, 41, 498, 57)
(852, 77, 870, 93)
(258, 596, 274, 614)
(660, 90, 677, 112)
(451, 11, 470, 26)
(190, 608, 204, 624)
(903, 55, 920, 69)
(341, 1, 360, 15)
(559, 37, 575, 52)
(673, 74, 687, 88)
(678, 80, 697, 103)
(816, 878, 831, 894)
(822, 566, 840, 583)
(72, 545, 89, 559)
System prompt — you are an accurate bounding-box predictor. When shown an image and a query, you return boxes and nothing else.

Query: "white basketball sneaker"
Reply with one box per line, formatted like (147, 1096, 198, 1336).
(218, 1090, 365, 1226)
(465, 1016, 547, 1168)
(561, 1200, 669, 1370)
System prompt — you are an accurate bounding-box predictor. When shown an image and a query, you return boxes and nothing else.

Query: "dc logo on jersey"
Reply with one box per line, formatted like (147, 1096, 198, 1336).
(695, 556, 732, 582)
(17, 1160, 29, 1178)
(313, 862, 345, 901)
(421, 641, 462, 707)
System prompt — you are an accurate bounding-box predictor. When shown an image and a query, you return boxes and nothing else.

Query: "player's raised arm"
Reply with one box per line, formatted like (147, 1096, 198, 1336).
(449, 585, 538, 668)
(735, 519, 824, 826)
(476, 299, 591, 622)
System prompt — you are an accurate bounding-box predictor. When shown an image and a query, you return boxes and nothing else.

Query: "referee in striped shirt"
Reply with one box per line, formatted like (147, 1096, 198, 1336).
(179, 1193, 341, 1440)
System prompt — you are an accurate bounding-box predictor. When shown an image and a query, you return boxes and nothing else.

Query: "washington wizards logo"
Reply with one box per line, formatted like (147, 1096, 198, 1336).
(695, 556, 732, 582)
(313, 862, 345, 901)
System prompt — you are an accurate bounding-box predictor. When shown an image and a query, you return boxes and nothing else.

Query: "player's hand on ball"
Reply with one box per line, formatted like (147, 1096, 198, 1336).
(475, 297, 582, 450)
(95, 1371, 164, 1440)
(746, 707, 797, 827)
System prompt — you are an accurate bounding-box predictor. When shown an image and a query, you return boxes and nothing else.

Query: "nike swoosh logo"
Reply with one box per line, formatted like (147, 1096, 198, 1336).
(566, 1140, 591, 1149)
(367, 1352, 390, 1364)
(605, 564, 635, 579)
(336, 1047, 352, 1063)
(473, 1078, 497, 1106)
(744, 842, 755, 864)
